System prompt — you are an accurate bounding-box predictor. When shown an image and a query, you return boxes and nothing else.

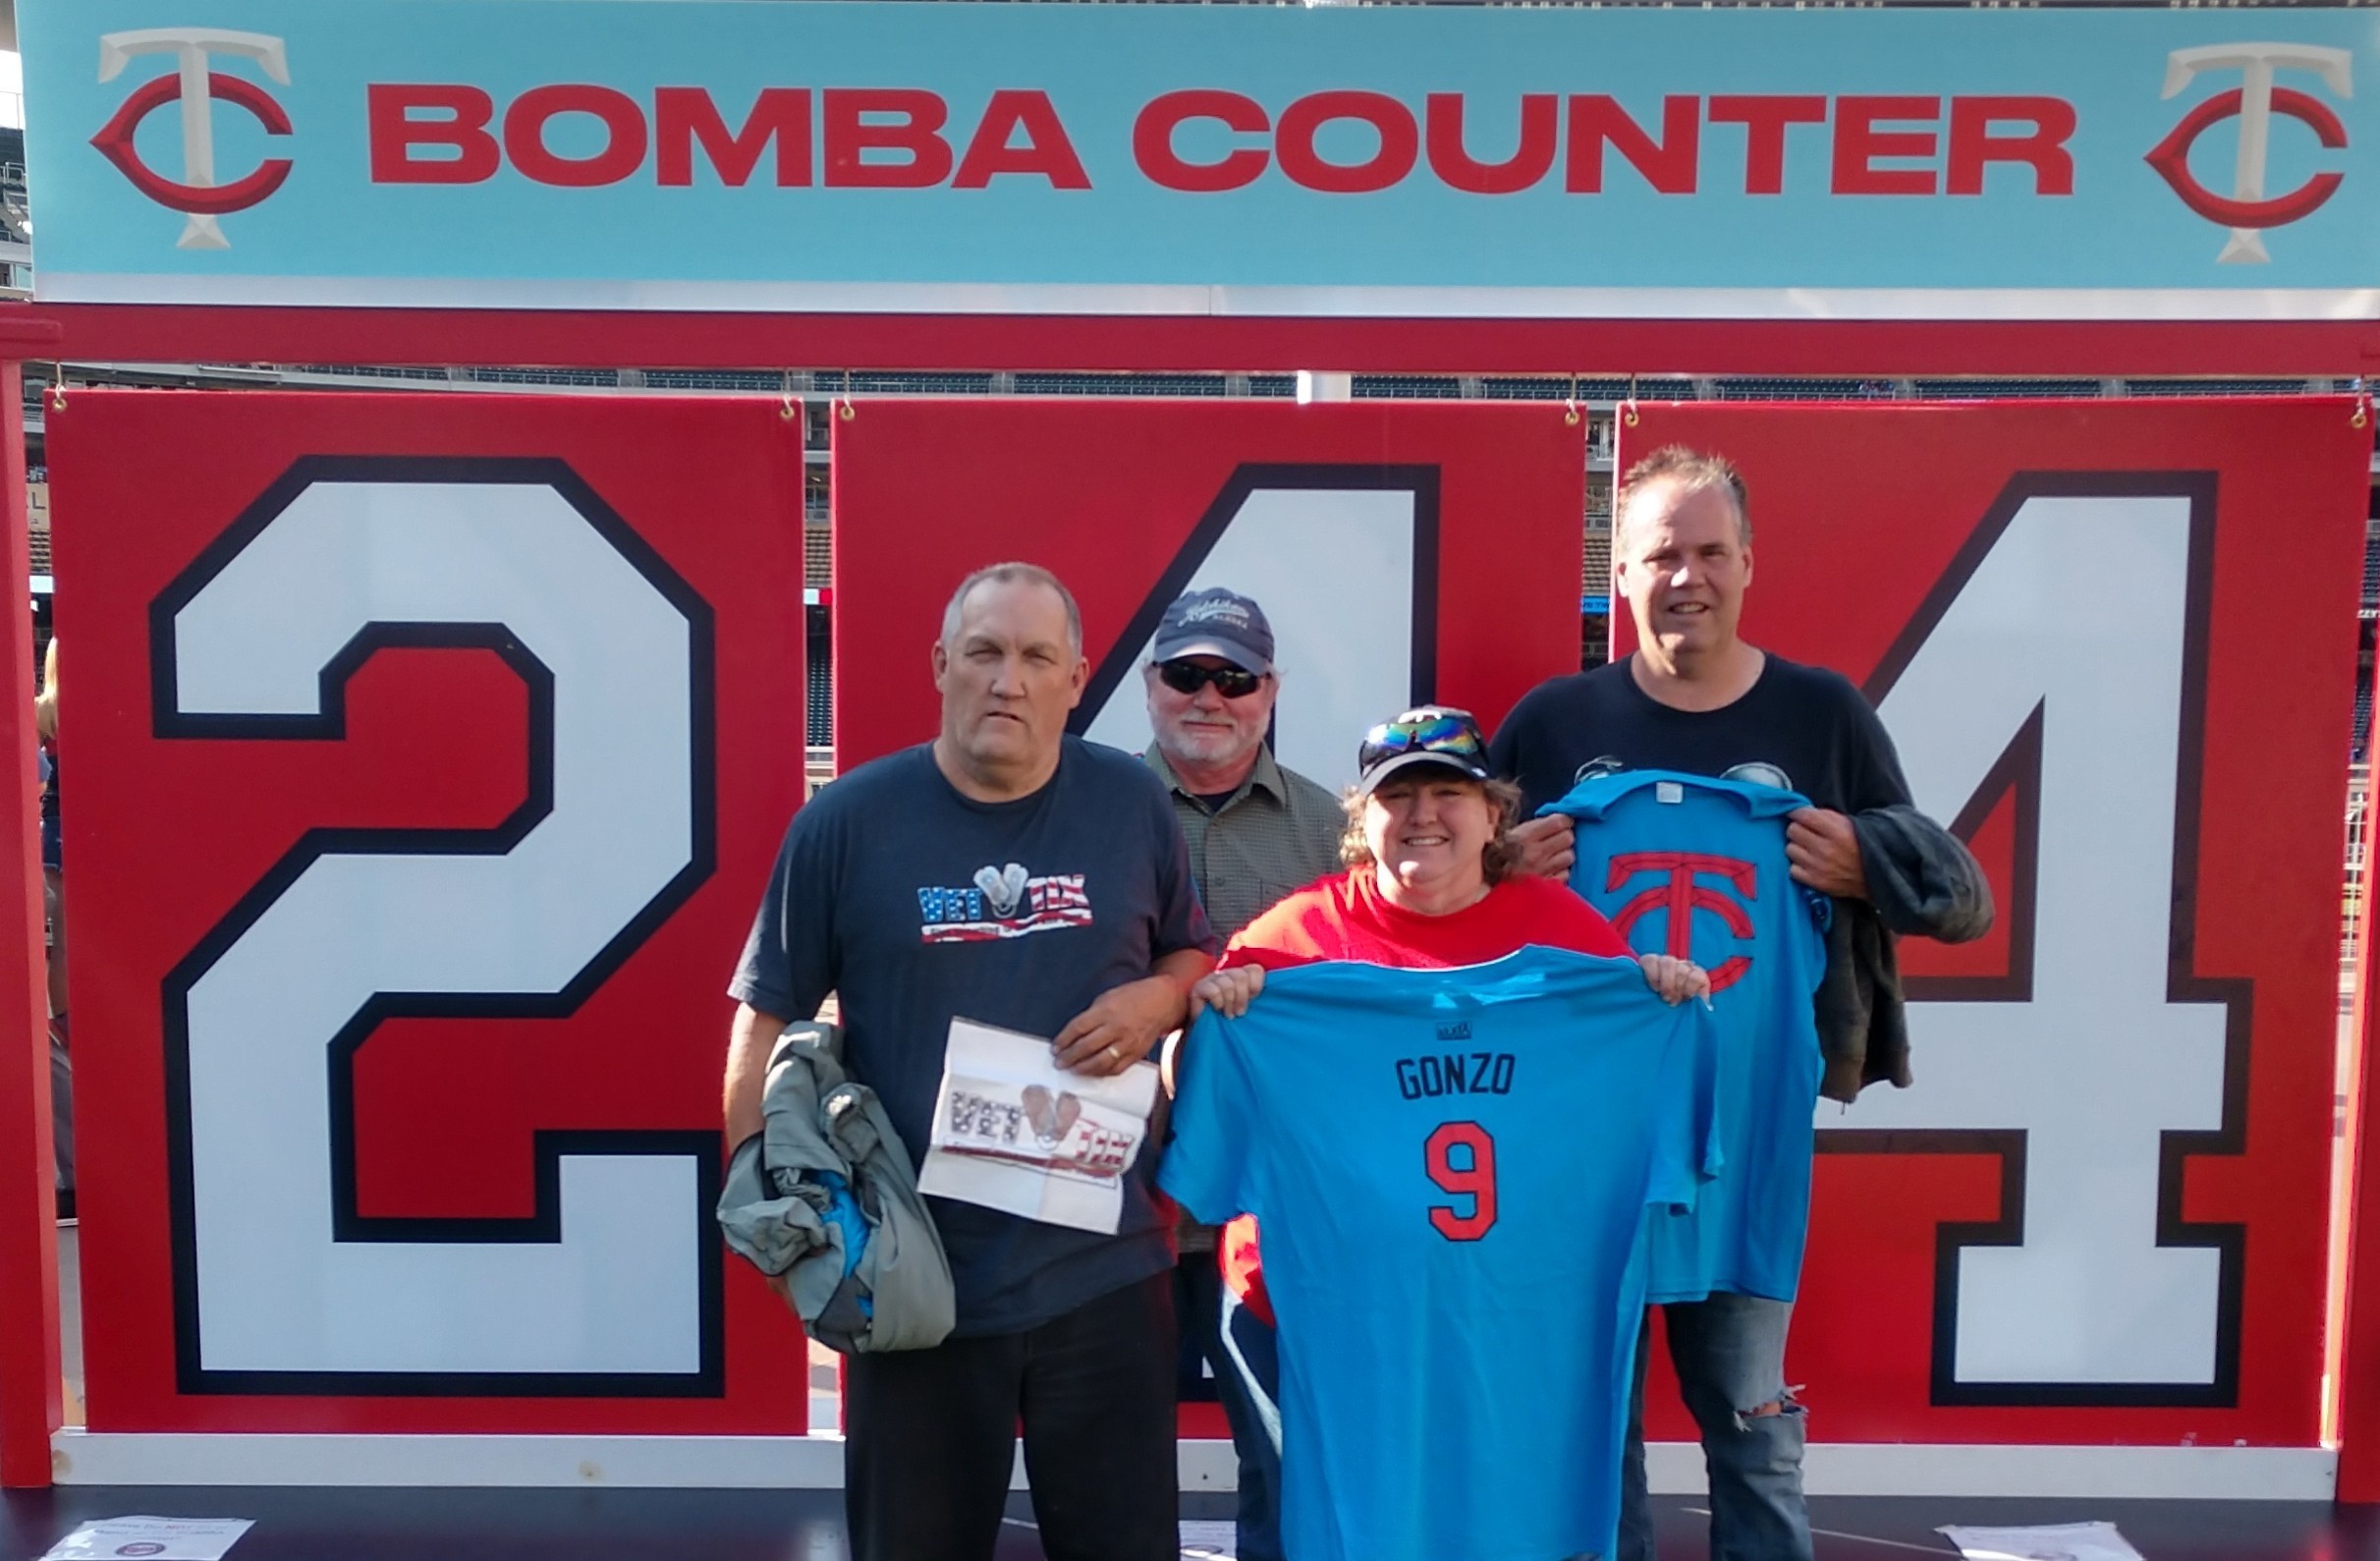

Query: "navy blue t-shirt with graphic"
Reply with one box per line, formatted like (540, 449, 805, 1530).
(731, 737, 1217, 1335)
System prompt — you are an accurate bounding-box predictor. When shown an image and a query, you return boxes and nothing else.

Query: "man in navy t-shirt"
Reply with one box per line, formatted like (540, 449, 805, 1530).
(1490, 446, 1912, 1561)
(726, 562, 1217, 1561)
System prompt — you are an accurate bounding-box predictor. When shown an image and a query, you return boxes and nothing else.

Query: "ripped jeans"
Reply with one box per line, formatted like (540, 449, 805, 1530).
(1617, 1293, 1811, 1561)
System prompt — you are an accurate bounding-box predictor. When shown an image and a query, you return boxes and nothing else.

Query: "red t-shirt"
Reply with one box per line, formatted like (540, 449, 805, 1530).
(1210, 868, 1634, 1321)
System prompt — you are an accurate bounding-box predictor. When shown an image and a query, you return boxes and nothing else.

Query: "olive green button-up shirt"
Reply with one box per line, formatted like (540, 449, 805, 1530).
(1142, 745, 1346, 943)
(1145, 743, 1345, 1254)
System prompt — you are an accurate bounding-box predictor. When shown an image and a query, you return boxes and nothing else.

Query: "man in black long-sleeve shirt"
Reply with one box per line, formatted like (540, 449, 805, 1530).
(1491, 446, 1912, 1561)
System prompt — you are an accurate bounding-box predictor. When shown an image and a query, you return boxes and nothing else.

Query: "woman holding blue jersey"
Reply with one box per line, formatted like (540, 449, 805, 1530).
(1173, 703, 1707, 1561)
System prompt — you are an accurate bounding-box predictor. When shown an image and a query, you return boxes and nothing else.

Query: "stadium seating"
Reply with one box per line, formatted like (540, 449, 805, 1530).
(2128, 378, 2321, 397)
(1711, 378, 1881, 401)
(1911, 378, 2101, 400)
(643, 369, 786, 392)
(1351, 374, 1463, 400)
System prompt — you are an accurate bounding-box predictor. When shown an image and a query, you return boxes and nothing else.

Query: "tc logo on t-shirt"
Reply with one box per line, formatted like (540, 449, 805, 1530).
(1606, 851, 1759, 994)
(915, 862, 1095, 943)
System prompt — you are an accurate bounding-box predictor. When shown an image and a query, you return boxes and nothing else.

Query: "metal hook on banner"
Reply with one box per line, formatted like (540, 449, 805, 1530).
(837, 398, 857, 421)
(779, 395, 799, 423)
(1621, 373, 1640, 427)
(1563, 373, 1580, 427)
(2355, 391, 2370, 431)
(46, 364, 64, 415)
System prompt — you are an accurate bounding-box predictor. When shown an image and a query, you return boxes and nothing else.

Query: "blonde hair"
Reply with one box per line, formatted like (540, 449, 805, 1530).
(1615, 444, 1751, 548)
(1340, 773, 1526, 886)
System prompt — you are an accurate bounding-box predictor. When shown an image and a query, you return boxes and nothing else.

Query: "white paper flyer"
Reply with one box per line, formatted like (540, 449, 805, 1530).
(1939, 1521, 2145, 1561)
(41, 1516, 254, 1561)
(917, 1016, 1160, 1234)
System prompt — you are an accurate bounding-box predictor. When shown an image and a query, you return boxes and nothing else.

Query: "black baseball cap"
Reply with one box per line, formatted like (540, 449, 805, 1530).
(1151, 587, 1275, 674)
(1355, 706, 1494, 796)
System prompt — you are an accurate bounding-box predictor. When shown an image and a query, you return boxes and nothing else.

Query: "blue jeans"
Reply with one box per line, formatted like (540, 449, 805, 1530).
(1618, 1293, 1811, 1561)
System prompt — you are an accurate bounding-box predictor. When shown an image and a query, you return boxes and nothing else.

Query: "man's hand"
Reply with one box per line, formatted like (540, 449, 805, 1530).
(1053, 974, 1191, 1077)
(1509, 813, 1577, 880)
(1187, 965, 1265, 1022)
(1786, 807, 1868, 900)
(1637, 954, 1712, 1006)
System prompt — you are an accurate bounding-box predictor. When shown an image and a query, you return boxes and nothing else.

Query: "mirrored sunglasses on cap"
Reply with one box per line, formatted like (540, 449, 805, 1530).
(1157, 658, 1267, 698)
(1356, 706, 1492, 792)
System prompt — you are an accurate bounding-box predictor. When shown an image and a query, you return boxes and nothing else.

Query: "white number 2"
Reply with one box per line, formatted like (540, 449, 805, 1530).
(158, 459, 719, 1390)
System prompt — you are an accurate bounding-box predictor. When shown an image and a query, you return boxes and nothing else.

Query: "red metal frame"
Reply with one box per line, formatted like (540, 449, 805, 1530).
(7, 297, 2380, 1493)
(0, 318, 65, 1488)
(2336, 824, 2380, 1501)
(18, 304, 2380, 377)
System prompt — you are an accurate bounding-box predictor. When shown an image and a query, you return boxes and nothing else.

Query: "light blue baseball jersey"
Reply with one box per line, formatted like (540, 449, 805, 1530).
(1160, 948, 1720, 1561)
(1544, 770, 1830, 1305)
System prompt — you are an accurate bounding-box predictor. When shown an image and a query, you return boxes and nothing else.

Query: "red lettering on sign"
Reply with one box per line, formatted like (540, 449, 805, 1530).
(1832, 95, 1940, 195)
(1276, 90, 1418, 195)
(1423, 93, 1558, 195)
(1948, 95, 2075, 196)
(823, 88, 953, 189)
(1708, 94, 1827, 195)
(367, 84, 500, 185)
(1133, 90, 1270, 193)
(1565, 95, 1699, 195)
(654, 87, 811, 188)
(953, 89, 1091, 191)
(503, 84, 646, 189)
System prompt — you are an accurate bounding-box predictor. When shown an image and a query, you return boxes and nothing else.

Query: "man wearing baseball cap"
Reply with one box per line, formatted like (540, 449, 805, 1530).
(1139, 586, 1342, 1561)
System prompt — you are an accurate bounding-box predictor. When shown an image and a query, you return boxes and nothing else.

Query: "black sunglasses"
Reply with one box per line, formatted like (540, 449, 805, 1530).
(1157, 659, 1268, 699)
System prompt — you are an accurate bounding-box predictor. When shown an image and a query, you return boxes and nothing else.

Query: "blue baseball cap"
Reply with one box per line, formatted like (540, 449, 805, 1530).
(1151, 587, 1275, 674)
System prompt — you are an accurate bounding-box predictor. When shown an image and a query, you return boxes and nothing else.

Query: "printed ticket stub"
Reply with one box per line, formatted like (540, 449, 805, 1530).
(918, 1017, 1160, 1234)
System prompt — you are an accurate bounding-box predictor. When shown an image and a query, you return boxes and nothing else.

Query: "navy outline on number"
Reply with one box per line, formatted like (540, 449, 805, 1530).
(1817, 470, 2247, 1411)
(151, 455, 726, 1398)
(1069, 463, 1443, 733)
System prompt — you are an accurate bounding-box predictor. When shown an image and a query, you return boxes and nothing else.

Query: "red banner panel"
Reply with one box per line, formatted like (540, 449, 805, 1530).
(1617, 399, 2366, 1446)
(831, 399, 1587, 792)
(49, 392, 809, 1433)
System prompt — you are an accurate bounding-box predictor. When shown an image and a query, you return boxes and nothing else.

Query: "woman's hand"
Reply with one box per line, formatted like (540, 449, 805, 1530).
(1187, 965, 1266, 1021)
(1637, 953, 1711, 1006)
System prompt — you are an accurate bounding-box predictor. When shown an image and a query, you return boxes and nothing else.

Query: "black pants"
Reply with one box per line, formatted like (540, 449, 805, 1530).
(844, 1270, 1179, 1561)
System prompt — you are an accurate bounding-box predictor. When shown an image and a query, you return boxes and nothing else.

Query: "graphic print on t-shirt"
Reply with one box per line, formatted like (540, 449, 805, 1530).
(1606, 848, 1760, 993)
(915, 862, 1095, 943)
(1547, 770, 1829, 1306)
(1576, 753, 1796, 795)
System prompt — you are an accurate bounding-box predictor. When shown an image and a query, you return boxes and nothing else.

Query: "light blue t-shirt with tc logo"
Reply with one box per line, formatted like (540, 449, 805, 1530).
(1545, 769, 1830, 1305)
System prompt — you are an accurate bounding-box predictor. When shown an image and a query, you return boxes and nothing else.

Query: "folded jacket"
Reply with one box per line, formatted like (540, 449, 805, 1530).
(716, 1021, 956, 1353)
(1814, 804, 1996, 1103)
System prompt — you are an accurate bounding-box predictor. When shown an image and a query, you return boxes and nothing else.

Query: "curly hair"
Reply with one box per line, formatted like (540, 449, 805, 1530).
(1340, 773, 1527, 886)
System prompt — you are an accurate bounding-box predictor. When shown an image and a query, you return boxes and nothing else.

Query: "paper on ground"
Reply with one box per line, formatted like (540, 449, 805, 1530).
(42, 1515, 254, 1560)
(1939, 1521, 2144, 1561)
(1180, 1518, 1237, 1557)
(918, 1016, 1159, 1234)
